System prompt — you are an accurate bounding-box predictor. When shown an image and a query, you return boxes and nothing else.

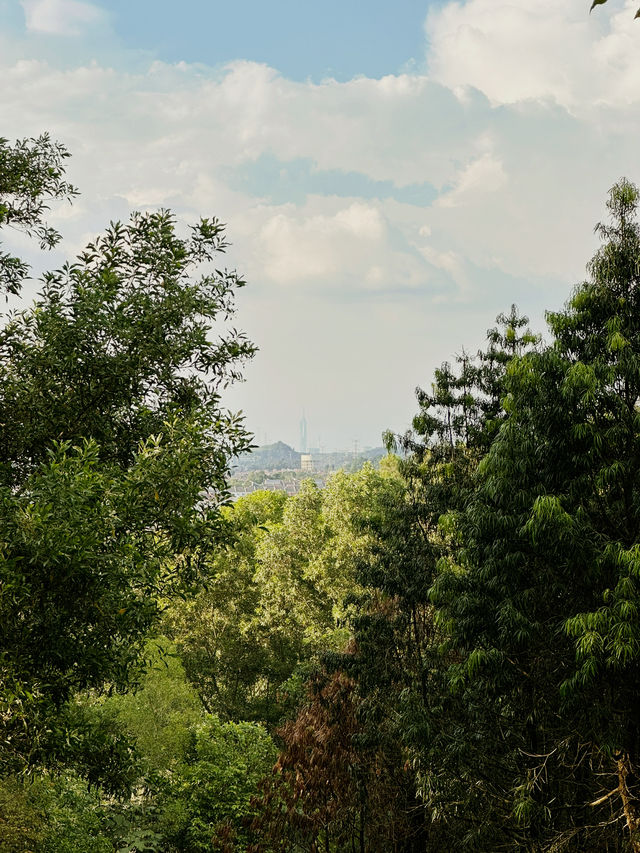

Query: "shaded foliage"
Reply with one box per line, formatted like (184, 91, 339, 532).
(250, 669, 423, 853)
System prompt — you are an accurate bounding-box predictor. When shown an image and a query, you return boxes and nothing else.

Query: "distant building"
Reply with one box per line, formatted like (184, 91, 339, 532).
(301, 453, 313, 472)
(263, 478, 286, 491)
(300, 413, 308, 453)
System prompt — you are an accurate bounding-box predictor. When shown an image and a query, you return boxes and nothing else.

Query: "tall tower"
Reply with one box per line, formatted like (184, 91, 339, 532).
(299, 412, 308, 453)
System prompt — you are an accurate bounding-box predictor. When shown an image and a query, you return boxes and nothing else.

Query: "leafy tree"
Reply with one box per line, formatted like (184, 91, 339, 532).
(157, 714, 276, 852)
(91, 639, 276, 853)
(430, 179, 640, 850)
(0, 141, 255, 785)
(0, 777, 45, 853)
(165, 489, 296, 723)
(1, 770, 111, 853)
(244, 463, 437, 851)
(36, 773, 112, 853)
(323, 310, 539, 850)
(102, 638, 202, 775)
(166, 477, 363, 725)
(0, 134, 77, 296)
(253, 480, 340, 659)
(168, 465, 405, 729)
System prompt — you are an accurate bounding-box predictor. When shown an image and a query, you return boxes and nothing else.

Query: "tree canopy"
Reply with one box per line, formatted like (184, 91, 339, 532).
(0, 134, 77, 297)
(0, 137, 255, 787)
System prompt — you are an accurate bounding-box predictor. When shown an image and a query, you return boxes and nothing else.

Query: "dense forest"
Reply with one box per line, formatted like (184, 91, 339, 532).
(2, 135, 640, 852)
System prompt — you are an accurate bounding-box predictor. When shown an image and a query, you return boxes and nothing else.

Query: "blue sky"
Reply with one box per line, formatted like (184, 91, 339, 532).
(105, 0, 434, 81)
(0, 0, 437, 78)
(1, 0, 639, 450)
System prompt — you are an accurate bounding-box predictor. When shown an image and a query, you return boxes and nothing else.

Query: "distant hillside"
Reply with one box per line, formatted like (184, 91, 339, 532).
(313, 447, 387, 471)
(234, 441, 301, 472)
(233, 441, 387, 473)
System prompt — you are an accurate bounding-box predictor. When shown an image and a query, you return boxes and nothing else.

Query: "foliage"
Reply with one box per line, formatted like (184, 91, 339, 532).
(0, 134, 77, 296)
(166, 475, 368, 724)
(250, 670, 421, 853)
(0, 776, 45, 853)
(0, 142, 255, 785)
(103, 638, 202, 775)
(4, 639, 277, 853)
(156, 714, 277, 852)
(0, 771, 112, 853)
(8, 132, 640, 853)
(426, 179, 640, 849)
(328, 308, 542, 850)
(110, 637, 277, 852)
(165, 489, 294, 722)
(36, 773, 112, 853)
(249, 181, 640, 851)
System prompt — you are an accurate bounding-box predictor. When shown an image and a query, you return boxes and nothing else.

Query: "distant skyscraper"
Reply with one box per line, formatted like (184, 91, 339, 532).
(299, 412, 308, 453)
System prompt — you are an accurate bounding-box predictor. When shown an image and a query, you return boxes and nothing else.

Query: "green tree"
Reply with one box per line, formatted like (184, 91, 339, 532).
(328, 310, 539, 851)
(103, 638, 202, 776)
(86, 638, 276, 853)
(0, 776, 45, 853)
(252, 460, 450, 852)
(430, 179, 640, 850)
(0, 141, 255, 785)
(166, 477, 362, 725)
(156, 714, 276, 852)
(0, 134, 77, 296)
(165, 489, 293, 723)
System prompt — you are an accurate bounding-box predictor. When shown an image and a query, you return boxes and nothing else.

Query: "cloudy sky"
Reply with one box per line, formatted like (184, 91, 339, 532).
(1, 0, 639, 451)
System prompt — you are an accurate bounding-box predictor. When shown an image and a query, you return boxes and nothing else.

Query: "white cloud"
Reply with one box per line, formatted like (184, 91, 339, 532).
(0, 40, 629, 292)
(21, 0, 105, 36)
(425, 0, 640, 113)
(3, 0, 640, 446)
(438, 152, 507, 208)
(253, 200, 432, 293)
(419, 245, 468, 290)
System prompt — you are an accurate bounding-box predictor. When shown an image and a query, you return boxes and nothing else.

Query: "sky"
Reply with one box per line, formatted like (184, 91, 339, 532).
(1, 0, 640, 451)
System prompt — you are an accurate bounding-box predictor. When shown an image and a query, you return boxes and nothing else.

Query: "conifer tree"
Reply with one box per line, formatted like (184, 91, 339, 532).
(336, 310, 538, 849)
(432, 179, 640, 850)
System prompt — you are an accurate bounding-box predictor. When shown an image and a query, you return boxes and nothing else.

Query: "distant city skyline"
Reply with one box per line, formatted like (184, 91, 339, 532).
(252, 428, 381, 456)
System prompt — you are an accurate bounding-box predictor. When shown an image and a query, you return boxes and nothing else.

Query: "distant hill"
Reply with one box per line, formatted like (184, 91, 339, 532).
(233, 441, 387, 473)
(234, 441, 301, 472)
(313, 447, 387, 471)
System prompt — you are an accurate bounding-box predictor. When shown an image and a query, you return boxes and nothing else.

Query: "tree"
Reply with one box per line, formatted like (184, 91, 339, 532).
(0, 134, 77, 296)
(98, 640, 276, 853)
(250, 669, 421, 853)
(165, 473, 374, 725)
(430, 179, 640, 850)
(326, 310, 540, 850)
(0, 138, 255, 785)
(165, 490, 296, 723)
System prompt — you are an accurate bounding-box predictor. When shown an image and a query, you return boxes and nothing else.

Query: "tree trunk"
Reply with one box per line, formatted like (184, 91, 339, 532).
(617, 753, 640, 852)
